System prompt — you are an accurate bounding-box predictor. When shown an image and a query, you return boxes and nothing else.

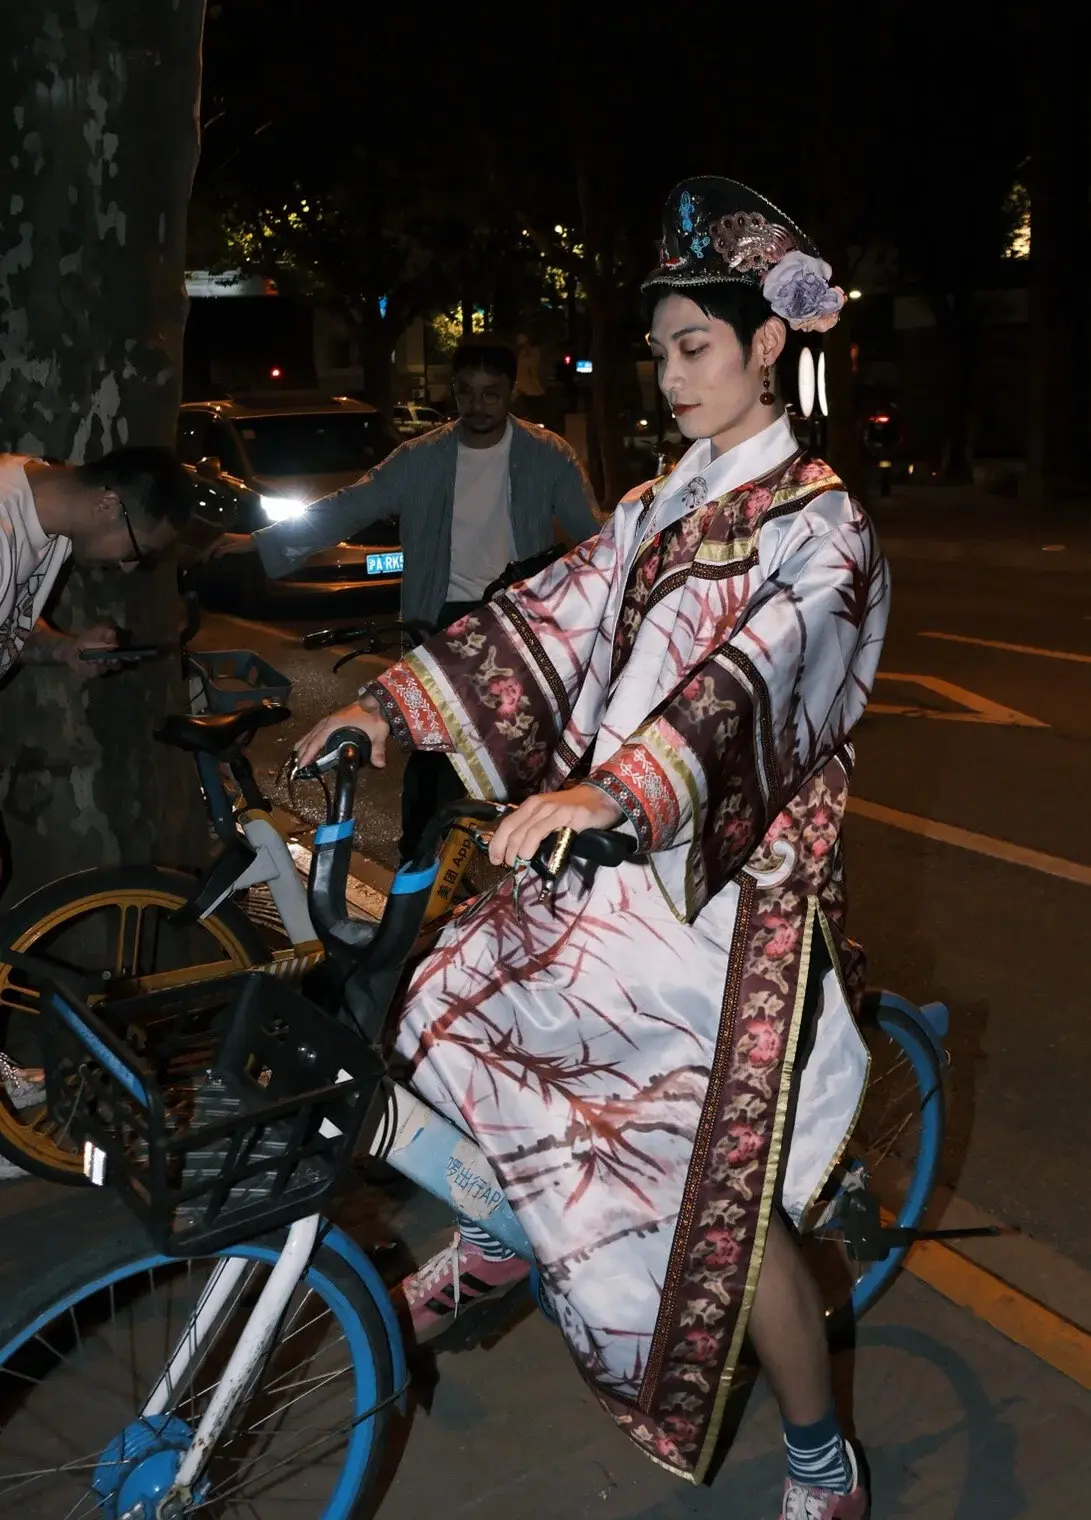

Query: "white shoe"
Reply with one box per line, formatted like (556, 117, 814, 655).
(0, 1054, 44, 1180)
(1, 1051, 46, 1109)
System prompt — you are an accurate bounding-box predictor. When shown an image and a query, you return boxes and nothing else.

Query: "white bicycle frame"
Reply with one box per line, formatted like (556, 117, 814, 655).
(200, 808, 316, 947)
(125, 1080, 532, 1504)
(187, 662, 317, 950)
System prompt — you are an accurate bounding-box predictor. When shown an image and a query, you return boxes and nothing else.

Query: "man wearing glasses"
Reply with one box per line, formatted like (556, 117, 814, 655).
(0, 442, 193, 1177)
(0, 445, 193, 678)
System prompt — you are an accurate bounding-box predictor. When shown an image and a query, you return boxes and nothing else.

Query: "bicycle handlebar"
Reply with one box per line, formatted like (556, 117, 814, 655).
(301, 619, 435, 652)
(296, 726, 639, 1043)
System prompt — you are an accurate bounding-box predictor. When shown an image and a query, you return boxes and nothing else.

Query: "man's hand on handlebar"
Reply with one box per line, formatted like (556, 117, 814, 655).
(294, 697, 391, 770)
(488, 785, 623, 869)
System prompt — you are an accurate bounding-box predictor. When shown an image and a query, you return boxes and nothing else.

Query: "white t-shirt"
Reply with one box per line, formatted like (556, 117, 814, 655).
(0, 456, 72, 676)
(446, 422, 516, 602)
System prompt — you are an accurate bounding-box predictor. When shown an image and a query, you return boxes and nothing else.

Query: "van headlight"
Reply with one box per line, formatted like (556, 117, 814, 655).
(260, 495, 308, 523)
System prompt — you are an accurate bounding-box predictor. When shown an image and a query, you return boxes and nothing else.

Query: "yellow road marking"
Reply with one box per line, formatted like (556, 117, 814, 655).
(904, 1238, 1091, 1390)
(849, 797, 1091, 886)
(868, 673, 1047, 727)
(920, 630, 1091, 665)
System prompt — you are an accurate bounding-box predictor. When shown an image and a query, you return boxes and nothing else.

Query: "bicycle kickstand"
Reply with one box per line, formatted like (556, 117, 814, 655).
(838, 1189, 1017, 1262)
(880, 1223, 1019, 1247)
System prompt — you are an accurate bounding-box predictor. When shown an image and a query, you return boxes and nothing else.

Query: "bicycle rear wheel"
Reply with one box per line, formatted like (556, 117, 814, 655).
(801, 994, 945, 1329)
(0, 1215, 396, 1518)
(0, 865, 267, 1184)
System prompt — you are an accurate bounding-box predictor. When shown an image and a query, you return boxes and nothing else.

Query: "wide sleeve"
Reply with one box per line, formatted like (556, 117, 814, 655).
(588, 493, 889, 905)
(363, 511, 623, 800)
(253, 444, 409, 579)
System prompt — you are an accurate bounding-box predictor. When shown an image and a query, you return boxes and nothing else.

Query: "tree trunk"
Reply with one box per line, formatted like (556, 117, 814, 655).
(0, 0, 208, 902)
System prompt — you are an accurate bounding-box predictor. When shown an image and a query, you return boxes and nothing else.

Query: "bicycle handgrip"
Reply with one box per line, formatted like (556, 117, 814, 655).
(301, 628, 342, 649)
(301, 626, 379, 650)
(302, 620, 434, 653)
(566, 828, 639, 868)
(296, 727, 373, 780)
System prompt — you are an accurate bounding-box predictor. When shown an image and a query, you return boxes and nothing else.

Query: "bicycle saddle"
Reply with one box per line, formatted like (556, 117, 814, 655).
(155, 701, 291, 755)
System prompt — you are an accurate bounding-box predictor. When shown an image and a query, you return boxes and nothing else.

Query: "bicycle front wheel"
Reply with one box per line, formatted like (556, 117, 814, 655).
(0, 1215, 396, 1518)
(0, 864, 268, 1184)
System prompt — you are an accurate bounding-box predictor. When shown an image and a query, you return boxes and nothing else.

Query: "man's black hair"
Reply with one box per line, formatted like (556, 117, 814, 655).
(451, 339, 517, 385)
(642, 282, 781, 362)
(75, 446, 193, 531)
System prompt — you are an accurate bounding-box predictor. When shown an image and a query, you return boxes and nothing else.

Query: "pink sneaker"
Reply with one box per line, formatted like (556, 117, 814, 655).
(394, 1229, 531, 1343)
(780, 1443, 869, 1519)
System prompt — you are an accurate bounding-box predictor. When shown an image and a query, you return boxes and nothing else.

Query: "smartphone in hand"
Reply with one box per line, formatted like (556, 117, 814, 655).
(79, 644, 162, 664)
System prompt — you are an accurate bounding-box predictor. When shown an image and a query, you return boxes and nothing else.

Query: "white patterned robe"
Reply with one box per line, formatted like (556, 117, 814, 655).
(367, 415, 890, 1478)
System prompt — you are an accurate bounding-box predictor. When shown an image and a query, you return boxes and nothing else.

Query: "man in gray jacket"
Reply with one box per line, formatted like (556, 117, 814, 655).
(211, 338, 600, 856)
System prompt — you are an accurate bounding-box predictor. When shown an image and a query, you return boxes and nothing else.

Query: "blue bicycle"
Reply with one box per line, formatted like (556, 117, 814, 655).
(0, 729, 960, 1518)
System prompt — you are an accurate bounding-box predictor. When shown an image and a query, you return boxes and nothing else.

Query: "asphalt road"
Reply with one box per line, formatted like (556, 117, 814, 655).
(197, 548, 1091, 1273)
(845, 556, 1091, 1268)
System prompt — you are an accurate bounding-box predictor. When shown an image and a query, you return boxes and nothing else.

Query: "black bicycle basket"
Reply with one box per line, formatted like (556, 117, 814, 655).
(40, 971, 385, 1256)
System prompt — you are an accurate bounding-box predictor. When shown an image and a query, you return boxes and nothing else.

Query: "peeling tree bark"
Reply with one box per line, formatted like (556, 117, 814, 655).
(0, 1, 208, 900)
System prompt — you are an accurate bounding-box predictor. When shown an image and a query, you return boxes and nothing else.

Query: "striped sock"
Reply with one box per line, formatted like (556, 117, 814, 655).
(456, 1217, 515, 1262)
(783, 1408, 852, 1493)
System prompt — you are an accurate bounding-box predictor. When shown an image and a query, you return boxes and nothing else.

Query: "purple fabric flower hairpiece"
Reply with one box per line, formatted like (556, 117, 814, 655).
(761, 250, 845, 333)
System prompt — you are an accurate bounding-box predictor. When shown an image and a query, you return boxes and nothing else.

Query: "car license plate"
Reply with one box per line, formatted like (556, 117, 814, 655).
(366, 551, 403, 575)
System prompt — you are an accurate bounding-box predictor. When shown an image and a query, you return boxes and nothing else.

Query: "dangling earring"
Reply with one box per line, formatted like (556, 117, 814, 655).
(760, 365, 775, 406)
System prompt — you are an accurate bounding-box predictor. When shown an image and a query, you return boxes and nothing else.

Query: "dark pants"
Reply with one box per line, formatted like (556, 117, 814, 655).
(398, 600, 475, 863)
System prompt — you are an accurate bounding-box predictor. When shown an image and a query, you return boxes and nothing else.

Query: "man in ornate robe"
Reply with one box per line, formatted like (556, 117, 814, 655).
(296, 177, 885, 1516)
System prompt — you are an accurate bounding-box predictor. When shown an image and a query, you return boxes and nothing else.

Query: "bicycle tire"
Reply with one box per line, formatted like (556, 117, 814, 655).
(805, 996, 945, 1333)
(0, 864, 268, 1185)
(0, 1205, 395, 1519)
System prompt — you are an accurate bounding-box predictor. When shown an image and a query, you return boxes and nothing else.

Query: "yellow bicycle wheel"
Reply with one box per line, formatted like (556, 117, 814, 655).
(0, 865, 267, 1185)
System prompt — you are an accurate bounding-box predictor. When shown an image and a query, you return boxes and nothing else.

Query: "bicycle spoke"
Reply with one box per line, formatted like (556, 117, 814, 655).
(0, 979, 40, 1016)
(242, 1363, 350, 1429)
(195, 1420, 356, 1508)
(61, 1484, 102, 1520)
(187, 1300, 337, 1409)
(1, 1448, 110, 1488)
(801, 1010, 939, 1323)
(115, 904, 145, 979)
(278, 1286, 318, 1344)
